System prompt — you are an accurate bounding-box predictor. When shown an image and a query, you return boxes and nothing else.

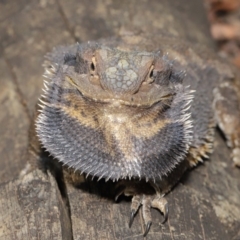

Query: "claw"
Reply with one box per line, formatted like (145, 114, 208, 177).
(114, 181, 169, 236)
(114, 185, 125, 202)
(161, 202, 169, 224)
(143, 221, 152, 237)
(129, 210, 135, 228)
(151, 196, 169, 224)
(129, 195, 142, 226)
(115, 193, 121, 202)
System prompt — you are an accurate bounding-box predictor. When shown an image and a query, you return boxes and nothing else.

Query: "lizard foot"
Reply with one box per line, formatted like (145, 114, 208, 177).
(115, 182, 168, 237)
(129, 194, 168, 236)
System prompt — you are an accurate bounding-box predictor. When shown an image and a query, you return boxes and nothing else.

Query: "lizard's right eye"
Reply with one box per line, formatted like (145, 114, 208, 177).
(90, 62, 95, 72)
(89, 57, 101, 86)
(142, 65, 155, 85)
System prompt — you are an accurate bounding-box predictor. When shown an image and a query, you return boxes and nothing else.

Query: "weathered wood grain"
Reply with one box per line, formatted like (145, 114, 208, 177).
(0, 0, 240, 239)
(0, 168, 72, 240)
(0, 59, 29, 183)
(0, 0, 73, 113)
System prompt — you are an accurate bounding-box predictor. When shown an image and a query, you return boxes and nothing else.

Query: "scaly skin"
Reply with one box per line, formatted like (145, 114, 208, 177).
(36, 33, 240, 236)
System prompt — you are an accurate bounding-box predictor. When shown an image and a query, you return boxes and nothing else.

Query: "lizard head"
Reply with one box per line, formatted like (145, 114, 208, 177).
(36, 43, 193, 182)
(63, 46, 178, 108)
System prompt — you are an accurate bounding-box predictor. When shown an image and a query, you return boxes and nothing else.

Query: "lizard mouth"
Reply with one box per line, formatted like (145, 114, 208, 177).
(65, 75, 174, 108)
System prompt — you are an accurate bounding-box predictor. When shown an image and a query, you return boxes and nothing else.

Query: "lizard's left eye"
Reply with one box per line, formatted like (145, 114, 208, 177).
(90, 57, 96, 73)
(149, 67, 154, 79)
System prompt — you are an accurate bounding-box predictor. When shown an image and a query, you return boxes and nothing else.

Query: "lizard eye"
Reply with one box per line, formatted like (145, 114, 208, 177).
(90, 62, 95, 72)
(143, 65, 155, 85)
(89, 57, 102, 87)
(149, 67, 154, 79)
(90, 57, 96, 73)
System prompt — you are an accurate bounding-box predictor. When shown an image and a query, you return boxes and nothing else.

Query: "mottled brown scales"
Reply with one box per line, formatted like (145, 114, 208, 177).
(36, 33, 240, 236)
(187, 120, 215, 166)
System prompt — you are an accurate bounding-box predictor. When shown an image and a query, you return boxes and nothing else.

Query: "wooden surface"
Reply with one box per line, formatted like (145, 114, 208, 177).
(0, 0, 240, 239)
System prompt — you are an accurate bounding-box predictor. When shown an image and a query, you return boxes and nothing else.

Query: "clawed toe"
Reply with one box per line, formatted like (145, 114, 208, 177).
(114, 184, 126, 202)
(114, 182, 169, 236)
(162, 202, 168, 224)
(152, 196, 168, 224)
(129, 194, 169, 236)
(129, 210, 136, 228)
(143, 221, 152, 237)
(129, 195, 142, 227)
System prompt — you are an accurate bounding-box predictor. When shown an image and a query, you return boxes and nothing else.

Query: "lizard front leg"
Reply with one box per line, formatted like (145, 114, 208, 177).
(115, 160, 190, 236)
(115, 180, 168, 236)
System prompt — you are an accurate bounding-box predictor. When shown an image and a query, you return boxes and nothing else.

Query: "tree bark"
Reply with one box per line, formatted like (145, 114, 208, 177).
(0, 0, 239, 239)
